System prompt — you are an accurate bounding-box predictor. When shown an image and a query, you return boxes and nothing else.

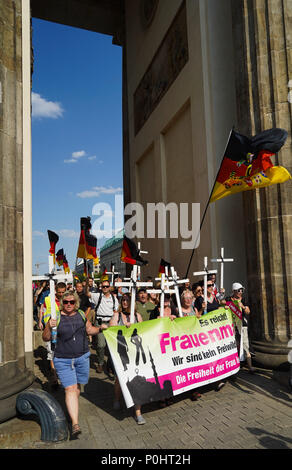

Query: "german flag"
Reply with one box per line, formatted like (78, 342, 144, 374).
(48, 230, 59, 262)
(77, 217, 91, 259)
(56, 249, 64, 266)
(121, 236, 148, 266)
(210, 128, 290, 202)
(158, 258, 171, 275)
(63, 254, 70, 274)
(85, 232, 98, 261)
(77, 217, 98, 265)
(83, 259, 88, 276)
(100, 264, 108, 281)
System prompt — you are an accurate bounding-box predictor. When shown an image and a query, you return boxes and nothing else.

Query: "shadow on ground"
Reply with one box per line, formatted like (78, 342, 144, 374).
(247, 426, 292, 449)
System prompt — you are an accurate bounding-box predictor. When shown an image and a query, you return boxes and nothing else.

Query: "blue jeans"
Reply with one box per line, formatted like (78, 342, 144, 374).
(53, 352, 90, 388)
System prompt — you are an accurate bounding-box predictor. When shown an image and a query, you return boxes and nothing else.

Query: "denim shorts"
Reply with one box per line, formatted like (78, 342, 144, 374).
(53, 351, 90, 388)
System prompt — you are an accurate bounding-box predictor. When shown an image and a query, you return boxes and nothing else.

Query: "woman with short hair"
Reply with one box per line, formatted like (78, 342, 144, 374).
(180, 290, 198, 317)
(42, 290, 108, 439)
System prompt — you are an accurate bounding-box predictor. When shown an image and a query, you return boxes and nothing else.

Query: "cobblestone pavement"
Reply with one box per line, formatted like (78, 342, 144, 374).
(9, 346, 292, 451)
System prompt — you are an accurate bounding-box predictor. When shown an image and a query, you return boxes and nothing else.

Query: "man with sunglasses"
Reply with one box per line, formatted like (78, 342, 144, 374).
(88, 281, 119, 374)
(226, 282, 255, 374)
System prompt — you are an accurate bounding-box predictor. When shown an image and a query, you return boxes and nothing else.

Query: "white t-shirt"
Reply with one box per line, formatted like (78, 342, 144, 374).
(91, 292, 119, 322)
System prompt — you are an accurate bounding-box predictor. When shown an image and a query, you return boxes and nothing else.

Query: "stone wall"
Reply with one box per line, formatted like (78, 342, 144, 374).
(0, 0, 34, 423)
(231, 0, 292, 368)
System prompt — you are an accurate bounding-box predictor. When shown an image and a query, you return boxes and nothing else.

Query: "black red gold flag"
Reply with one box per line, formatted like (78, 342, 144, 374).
(63, 254, 70, 274)
(121, 236, 148, 266)
(56, 249, 64, 266)
(48, 230, 59, 262)
(158, 258, 171, 274)
(210, 128, 290, 202)
(77, 217, 98, 264)
(101, 264, 108, 281)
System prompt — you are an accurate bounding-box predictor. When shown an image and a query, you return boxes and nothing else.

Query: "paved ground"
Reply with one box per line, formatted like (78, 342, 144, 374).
(1, 344, 292, 451)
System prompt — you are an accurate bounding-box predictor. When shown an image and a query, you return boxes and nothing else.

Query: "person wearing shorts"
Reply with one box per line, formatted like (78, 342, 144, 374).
(42, 290, 108, 439)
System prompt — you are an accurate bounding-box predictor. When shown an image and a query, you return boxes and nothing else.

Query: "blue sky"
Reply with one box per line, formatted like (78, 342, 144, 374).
(31, 18, 123, 275)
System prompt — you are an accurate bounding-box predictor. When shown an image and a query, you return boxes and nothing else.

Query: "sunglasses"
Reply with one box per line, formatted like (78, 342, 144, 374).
(102, 285, 110, 288)
(63, 300, 75, 305)
(122, 298, 129, 302)
(207, 283, 214, 287)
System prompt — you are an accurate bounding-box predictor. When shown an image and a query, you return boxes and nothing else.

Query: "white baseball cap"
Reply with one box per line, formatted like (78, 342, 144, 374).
(232, 282, 244, 291)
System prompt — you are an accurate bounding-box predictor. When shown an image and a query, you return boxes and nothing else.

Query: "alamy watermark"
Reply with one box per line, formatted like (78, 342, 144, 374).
(91, 195, 200, 249)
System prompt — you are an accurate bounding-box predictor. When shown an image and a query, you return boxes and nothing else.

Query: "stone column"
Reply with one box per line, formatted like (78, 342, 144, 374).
(0, 0, 34, 423)
(231, 0, 292, 368)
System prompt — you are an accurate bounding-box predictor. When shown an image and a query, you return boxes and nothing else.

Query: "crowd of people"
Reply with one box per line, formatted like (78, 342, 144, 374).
(32, 272, 255, 438)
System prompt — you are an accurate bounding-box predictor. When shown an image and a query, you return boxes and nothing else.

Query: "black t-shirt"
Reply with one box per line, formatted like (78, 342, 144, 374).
(150, 304, 178, 320)
(78, 293, 91, 313)
(194, 295, 219, 314)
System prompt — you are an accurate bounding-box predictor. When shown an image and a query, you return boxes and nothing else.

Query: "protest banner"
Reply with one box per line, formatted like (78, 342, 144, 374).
(104, 307, 240, 408)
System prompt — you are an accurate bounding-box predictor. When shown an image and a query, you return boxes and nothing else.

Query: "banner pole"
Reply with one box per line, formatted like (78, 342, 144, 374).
(185, 129, 233, 278)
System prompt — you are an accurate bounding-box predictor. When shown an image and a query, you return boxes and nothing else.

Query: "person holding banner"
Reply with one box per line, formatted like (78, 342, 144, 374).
(180, 290, 202, 401)
(150, 294, 178, 320)
(109, 294, 146, 425)
(150, 294, 178, 408)
(181, 290, 198, 317)
(207, 274, 225, 302)
(226, 283, 255, 374)
(194, 280, 221, 315)
(42, 290, 108, 439)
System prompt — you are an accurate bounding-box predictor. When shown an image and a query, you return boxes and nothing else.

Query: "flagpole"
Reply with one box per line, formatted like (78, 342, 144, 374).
(185, 129, 233, 278)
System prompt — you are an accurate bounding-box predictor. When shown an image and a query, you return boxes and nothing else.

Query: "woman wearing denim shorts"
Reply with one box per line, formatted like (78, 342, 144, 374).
(42, 290, 108, 439)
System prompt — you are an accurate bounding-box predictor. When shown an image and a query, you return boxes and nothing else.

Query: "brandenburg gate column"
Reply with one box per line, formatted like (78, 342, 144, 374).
(0, 0, 34, 422)
(231, 0, 292, 368)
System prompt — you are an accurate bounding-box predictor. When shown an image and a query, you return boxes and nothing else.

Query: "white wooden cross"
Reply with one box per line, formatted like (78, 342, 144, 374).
(32, 254, 73, 343)
(105, 264, 120, 286)
(211, 247, 234, 290)
(115, 264, 153, 323)
(148, 266, 189, 318)
(137, 242, 148, 281)
(193, 257, 217, 314)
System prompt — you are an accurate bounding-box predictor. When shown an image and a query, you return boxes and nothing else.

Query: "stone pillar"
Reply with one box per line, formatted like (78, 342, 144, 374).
(0, 0, 34, 422)
(231, 0, 292, 368)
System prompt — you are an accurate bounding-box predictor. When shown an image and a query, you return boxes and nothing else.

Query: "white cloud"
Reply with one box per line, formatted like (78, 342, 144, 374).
(64, 159, 78, 163)
(88, 155, 97, 161)
(76, 186, 123, 198)
(32, 92, 64, 119)
(72, 150, 86, 159)
(93, 186, 123, 195)
(64, 150, 87, 163)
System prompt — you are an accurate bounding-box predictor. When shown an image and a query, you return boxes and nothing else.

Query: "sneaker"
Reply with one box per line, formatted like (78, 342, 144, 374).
(113, 400, 121, 411)
(215, 381, 226, 392)
(190, 391, 201, 401)
(135, 415, 146, 425)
